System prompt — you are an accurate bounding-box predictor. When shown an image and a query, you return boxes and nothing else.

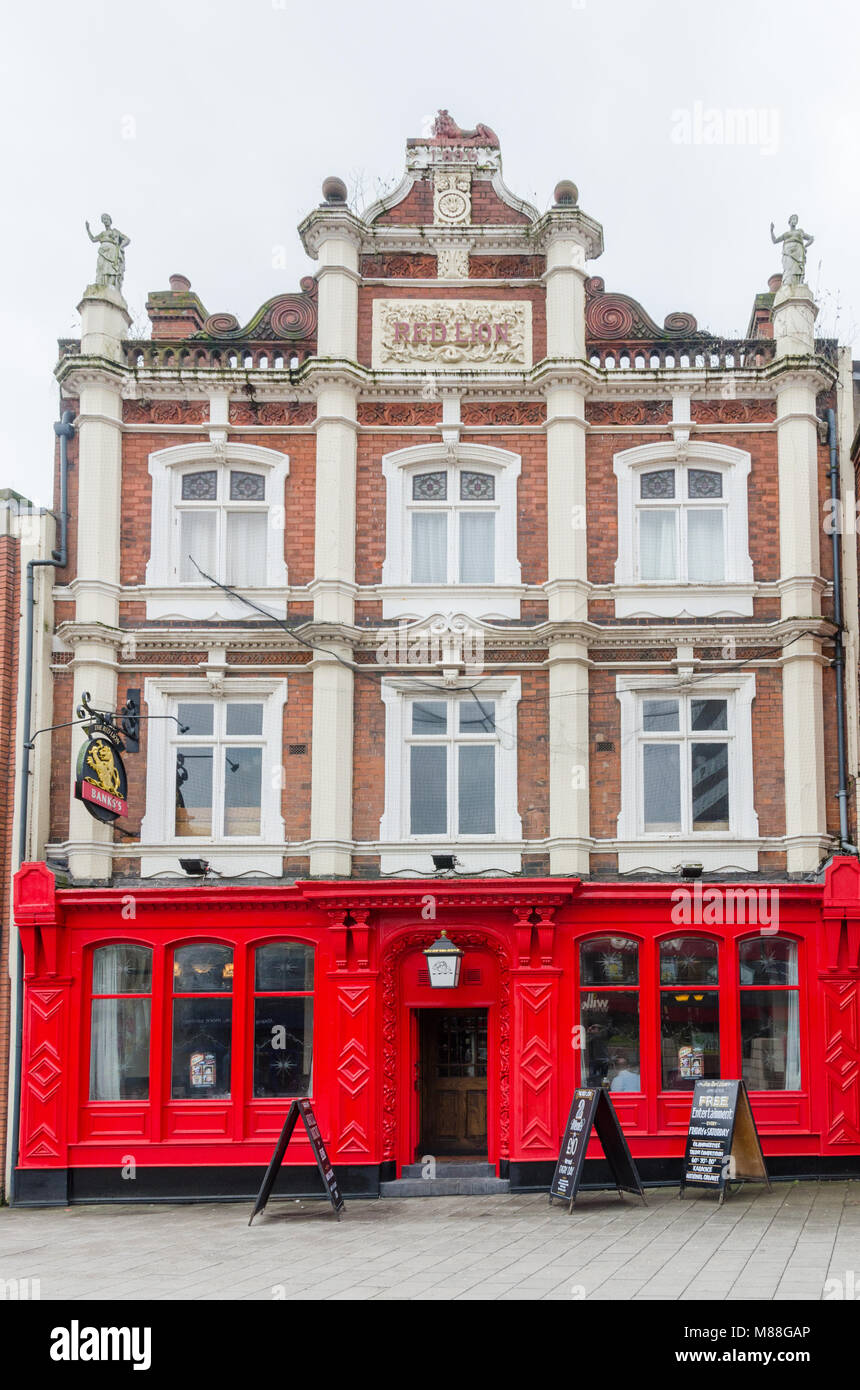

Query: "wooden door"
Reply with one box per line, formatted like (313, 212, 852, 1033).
(419, 1009, 488, 1155)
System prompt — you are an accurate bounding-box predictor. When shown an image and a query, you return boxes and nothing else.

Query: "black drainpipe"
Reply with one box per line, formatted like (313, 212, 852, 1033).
(826, 405, 856, 854)
(7, 409, 73, 1202)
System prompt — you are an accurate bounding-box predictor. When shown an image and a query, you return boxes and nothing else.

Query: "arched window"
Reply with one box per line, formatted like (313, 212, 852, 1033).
(659, 937, 720, 1089)
(738, 937, 800, 1090)
(252, 943, 315, 1098)
(171, 944, 233, 1099)
(89, 945, 152, 1101)
(579, 936, 641, 1092)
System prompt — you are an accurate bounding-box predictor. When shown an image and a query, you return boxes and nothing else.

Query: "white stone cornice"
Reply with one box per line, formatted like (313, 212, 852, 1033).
(298, 207, 367, 258)
(55, 359, 129, 392)
(316, 263, 362, 287)
(530, 207, 605, 258)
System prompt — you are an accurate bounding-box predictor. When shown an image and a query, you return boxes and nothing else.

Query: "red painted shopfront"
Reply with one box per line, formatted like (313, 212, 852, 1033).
(12, 859, 860, 1203)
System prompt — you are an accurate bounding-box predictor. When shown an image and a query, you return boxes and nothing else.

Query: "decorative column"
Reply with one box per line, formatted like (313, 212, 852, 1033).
(772, 280, 828, 871)
(300, 185, 365, 876)
(67, 281, 129, 881)
(818, 857, 860, 1152)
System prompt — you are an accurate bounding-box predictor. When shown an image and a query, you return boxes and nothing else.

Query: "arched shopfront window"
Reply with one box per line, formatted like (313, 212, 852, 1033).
(171, 944, 233, 1099)
(579, 936, 641, 1092)
(252, 943, 315, 1098)
(738, 937, 801, 1090)
(89, 944, 152, 1101)
(659, 936, 719, 1089)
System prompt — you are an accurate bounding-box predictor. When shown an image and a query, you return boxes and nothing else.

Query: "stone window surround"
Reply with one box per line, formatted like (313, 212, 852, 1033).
(145, 442, 289, 621)
(615, 672, 759, 874)
(613, 440, 754, 619)
(379, 674, 523, 874)
(381, 440, 522, 620)
(139, 675, 287, 878)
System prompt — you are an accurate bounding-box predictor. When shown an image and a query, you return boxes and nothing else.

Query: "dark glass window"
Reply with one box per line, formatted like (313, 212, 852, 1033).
(739, 938, 800, 1090)
(659, 938, 720, 1089)
(181, 470, 218, 500)
(171, 944, 233, 1099)
(253, 944, 314, 1098)
(579, 938, 640, 1091)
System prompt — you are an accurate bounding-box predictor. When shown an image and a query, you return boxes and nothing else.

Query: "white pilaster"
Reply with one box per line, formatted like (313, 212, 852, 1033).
(548, 636, 590, 875)
(68, 285, 129, 881)
(309, 644, 354, 877)
(545, 383, 588, 623)
(781, 638, 827, 872)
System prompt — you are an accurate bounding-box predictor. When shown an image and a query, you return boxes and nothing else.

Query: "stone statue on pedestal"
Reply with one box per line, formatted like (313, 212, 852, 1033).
(85, 213, 130, 291)
(770, 214, 814, 287)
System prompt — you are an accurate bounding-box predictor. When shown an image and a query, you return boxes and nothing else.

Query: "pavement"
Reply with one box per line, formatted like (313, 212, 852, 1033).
(1, 1180, 859, 1301)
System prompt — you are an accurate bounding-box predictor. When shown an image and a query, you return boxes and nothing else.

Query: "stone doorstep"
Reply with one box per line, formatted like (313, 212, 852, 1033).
(401, 1161, 496, 1179)
(380, 1178, 512, 1198)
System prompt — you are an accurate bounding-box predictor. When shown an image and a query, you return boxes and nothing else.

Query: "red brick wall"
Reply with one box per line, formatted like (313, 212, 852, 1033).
(373, 175, 529, 227)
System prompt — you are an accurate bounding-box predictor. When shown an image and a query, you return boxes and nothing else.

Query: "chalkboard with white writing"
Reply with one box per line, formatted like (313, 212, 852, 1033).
(248, 1098, 345, 1224)
(680, 1078, 769, 1204)
(550, 1087, 646, 1211)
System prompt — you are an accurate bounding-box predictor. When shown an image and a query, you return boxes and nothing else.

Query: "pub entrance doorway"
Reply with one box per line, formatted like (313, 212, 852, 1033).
(417, 1008, 488, 1156)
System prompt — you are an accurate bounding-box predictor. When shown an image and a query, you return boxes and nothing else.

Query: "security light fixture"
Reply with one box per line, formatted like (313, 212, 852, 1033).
(432, 853, 459, 872)
(680, 863, 704, 879)
(179, 858, 211, 877)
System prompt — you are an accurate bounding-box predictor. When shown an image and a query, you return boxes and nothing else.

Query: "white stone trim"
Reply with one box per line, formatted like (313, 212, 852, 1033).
(139, 675, 287, 876)
(379, 674, 522, 872)
(615, 672, 759, 864)
(381, 441, 521, 619)
(144, 442, 289, 620)
(613, 440, 753, 618)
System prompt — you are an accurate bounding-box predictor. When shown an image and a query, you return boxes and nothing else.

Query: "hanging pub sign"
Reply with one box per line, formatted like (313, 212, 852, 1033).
(74, 692, 128, 823)
(549, 1087, 647, 1212)
(249, 1098, 345, 1224)
(680, 1078, 770, 1204)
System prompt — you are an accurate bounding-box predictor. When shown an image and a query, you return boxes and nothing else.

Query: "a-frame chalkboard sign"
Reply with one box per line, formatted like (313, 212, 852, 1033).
(248, 1097, 345, 1224)
(680, 1078, 770, 1204)
(549, 1087, 647, 1211)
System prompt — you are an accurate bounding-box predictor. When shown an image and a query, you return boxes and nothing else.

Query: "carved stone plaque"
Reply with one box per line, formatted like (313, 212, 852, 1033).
(371, 298, 532, 371)
(434, 170, 471, 225)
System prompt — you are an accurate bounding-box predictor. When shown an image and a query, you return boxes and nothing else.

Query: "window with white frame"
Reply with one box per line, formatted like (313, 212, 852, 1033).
(410, 465, 497, 585)
(636, 465, 726, 583)
(613, 442, 753, 619)
(381, 443, 522, 619)
(140, 679, 287, 857)
(177, 463, 268, 588)
(145, 443, 289, 621)
(615, 674, 759, 852)
(379, 677, 522, 847)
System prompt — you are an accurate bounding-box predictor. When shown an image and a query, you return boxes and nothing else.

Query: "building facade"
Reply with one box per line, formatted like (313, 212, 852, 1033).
(9, 113, 860, 1202)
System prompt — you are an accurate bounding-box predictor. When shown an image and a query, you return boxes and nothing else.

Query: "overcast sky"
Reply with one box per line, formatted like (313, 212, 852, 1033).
(2, 0, 857, 505)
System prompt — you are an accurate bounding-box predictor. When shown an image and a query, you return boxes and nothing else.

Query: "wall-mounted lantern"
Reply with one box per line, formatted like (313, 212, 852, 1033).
(423, 931, 464, 989)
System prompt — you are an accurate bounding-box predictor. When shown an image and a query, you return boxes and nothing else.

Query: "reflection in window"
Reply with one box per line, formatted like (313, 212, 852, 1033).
(660, 937, 719, 1089)
(579, 937, 640, 1091)
(171, 944, 233, 1098)
(90, 945, 152, 1101)
(174, 700, 265, 839)
(739, 938, 800, 1090)
(253, 944, 314, 1098)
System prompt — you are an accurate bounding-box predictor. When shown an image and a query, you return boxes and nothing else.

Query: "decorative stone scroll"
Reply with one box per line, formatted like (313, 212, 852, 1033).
(372, 298, 532, 371)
